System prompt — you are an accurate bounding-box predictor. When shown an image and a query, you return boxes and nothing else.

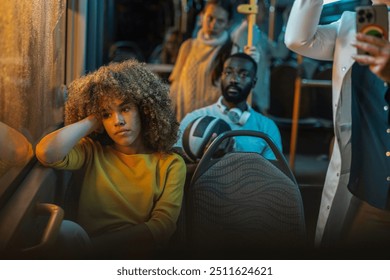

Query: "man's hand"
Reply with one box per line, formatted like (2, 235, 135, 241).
(352, 32, 390, 82)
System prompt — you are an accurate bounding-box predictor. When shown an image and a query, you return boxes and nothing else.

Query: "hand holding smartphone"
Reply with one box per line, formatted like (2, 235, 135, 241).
(356, 4, 388, 55)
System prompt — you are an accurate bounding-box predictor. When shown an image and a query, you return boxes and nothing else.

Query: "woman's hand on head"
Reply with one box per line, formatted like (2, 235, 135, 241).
(86, 115, 104, 134)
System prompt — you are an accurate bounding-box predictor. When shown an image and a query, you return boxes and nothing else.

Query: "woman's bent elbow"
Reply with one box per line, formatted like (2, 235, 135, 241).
(35, 143, 58, 165)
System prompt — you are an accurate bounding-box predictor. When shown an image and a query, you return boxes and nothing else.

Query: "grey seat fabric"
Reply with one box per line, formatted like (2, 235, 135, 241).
(185, 130, 307, 258)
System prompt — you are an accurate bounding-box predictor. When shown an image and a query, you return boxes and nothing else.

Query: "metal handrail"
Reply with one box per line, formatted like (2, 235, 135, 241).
(301, 79, 332, 87)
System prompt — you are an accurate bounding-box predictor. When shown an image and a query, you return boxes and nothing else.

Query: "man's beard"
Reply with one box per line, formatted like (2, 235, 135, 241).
(222, 85, 250, 104)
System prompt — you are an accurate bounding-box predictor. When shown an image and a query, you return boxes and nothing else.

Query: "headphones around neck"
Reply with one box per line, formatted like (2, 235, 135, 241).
(217, 97, 251, 126)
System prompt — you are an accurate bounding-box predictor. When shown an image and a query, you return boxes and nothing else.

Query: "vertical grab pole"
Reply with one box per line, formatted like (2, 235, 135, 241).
(180, 0, 188, 34)
(289, 54, 303, 170)
(173, 0, 181, 30)
(237, 0, 259, 47)
(247, 0, 258, 47)
(268, 0, 276, 41)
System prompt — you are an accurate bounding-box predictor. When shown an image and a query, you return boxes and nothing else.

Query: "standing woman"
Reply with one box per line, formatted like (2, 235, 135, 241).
(169, 0, 233, 122)
(36, 60, 186, 259)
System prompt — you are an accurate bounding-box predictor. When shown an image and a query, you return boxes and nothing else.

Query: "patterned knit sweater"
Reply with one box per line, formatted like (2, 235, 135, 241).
(169, 30, 229, 121)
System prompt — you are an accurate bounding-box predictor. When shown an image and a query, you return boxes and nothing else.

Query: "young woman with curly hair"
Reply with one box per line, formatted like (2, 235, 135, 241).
(36, 59, 186, 259)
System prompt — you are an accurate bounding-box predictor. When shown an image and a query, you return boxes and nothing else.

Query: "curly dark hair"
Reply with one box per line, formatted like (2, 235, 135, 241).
(65, 59, 179, 153)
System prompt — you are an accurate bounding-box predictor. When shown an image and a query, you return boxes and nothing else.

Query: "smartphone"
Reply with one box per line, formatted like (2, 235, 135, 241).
(356, 4, 388, 54)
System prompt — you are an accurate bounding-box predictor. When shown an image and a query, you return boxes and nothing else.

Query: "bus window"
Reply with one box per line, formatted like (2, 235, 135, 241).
(0, 0, 66, 206)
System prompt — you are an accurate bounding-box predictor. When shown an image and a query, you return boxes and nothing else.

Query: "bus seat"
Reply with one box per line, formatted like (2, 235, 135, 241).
(109, 41, 145, 62)
(164, 163, 196, 257)
(185, 130, 307, 259)
(61, 169, 84, 222)
(269, 60, 313, 119)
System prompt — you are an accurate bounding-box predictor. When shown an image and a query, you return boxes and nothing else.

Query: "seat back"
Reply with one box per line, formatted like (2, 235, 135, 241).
(61, 169, 85, 221)
(186, 130, 306, 258)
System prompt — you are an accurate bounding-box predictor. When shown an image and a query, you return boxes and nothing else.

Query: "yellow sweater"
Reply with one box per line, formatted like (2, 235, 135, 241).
(39, 138, 186, 244)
